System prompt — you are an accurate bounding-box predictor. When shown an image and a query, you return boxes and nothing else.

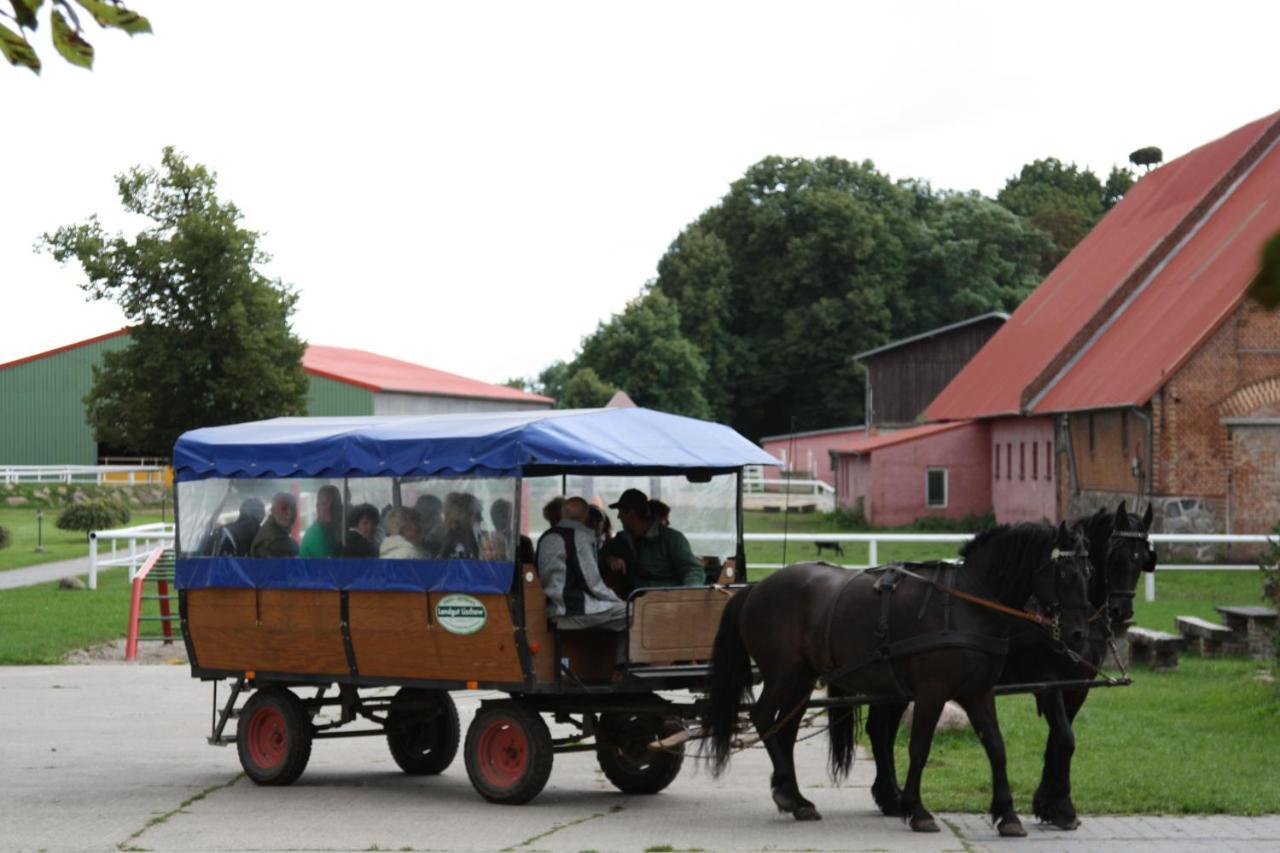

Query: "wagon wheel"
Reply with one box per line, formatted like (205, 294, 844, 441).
(464, 704, 553, 804)
(596, 712, 684, 794)
(236, 687, 313, 786)
(385, 688, 460, 775)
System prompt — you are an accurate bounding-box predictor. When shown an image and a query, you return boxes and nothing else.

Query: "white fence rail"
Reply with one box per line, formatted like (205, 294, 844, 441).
(87, 522, 175, 590)
(742, 531, 1278, 601)
(742, 477, 836, 512)
(1, 465, 166, 485)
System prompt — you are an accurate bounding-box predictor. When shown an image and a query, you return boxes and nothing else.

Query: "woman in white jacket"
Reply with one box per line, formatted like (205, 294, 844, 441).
(379, 507, 428, 559)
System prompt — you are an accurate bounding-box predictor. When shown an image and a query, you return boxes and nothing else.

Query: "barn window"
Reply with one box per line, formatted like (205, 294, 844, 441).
(1006, 444, 1012, 479)
(926, 468, 947, 508)
(1046, 441, 1053, 481)
(1121, 411, 1129, 453)
(1088, 413, 1096, 453)
(1019, 442, 1026, 480)
(1032, 442, 1039, 480)
(994, 444, 1000, 480)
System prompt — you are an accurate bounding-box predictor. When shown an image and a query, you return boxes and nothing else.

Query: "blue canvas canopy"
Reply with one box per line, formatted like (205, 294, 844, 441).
(173, 407, 780, 481)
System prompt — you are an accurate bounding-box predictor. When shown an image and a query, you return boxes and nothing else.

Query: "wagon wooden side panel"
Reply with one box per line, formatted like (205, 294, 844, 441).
(348, 591, 523, 683)
(187, 588, 348, 675)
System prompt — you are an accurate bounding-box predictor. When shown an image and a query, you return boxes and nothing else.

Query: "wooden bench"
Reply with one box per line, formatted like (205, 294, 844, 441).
(1174, 615, 1234, 657)
(1214, 606, 1279, 660)
(1125, 627, 1185, 672)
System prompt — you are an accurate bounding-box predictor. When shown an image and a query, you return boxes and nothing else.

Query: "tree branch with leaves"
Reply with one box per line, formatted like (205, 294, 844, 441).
(1, 0, 150, 74)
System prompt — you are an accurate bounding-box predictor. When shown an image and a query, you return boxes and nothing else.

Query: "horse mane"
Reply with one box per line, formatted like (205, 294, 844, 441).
(959, 522, 1061, 594)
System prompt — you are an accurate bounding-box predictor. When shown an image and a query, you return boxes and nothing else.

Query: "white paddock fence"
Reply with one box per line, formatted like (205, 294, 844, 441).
(87, 522, 175, 590)
(1, 464, 167, 485)
(742, 477, 836, 513)
(742, 532, 1279, 602)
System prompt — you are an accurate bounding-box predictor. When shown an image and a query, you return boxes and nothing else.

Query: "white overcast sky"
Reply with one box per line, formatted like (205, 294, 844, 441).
(3, 1, 1277, 384)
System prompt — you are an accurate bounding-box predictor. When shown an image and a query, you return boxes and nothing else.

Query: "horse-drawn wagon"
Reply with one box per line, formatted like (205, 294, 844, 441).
(173, 407, 776, 804)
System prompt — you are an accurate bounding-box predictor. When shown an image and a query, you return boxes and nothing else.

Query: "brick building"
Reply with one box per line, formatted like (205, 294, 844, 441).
(925, 110, 1280, 534)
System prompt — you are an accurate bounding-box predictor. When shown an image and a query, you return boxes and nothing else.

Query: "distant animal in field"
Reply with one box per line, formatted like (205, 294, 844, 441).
(814, 540, 845, 558)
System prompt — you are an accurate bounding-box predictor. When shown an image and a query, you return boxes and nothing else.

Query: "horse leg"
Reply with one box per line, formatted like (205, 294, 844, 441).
(956, 691, 1025, 838)
(866, 701, 909, 817)
(899, 690, 945, 833)
(751, 674, 820, 821)
(1032, 690, 1080, 830)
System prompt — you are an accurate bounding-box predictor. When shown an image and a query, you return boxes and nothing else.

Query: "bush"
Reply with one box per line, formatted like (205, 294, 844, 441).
(910, 511, 996, 533)
(0, 524, 9, 550)
(56, 500, 132, 539)
(826, 499, 868, 531)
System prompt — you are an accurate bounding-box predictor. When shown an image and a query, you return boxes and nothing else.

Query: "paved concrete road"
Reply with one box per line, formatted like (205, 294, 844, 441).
(0, 555, 91, 590)
(3, 665, 1278, 852)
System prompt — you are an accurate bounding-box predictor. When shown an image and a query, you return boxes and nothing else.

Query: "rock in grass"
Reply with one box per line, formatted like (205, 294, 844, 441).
(58, 576, 86, 590)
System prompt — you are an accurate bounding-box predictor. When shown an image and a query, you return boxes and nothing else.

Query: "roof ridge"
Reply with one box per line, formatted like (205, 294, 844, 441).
(1019, 113, 1280, 412)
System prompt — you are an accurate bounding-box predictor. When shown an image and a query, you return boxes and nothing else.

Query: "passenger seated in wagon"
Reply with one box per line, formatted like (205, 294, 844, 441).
(202, 496, 264, 557)
(299, 484, 343, 558)
(380, 507, 428, 559)
(344, 503, 381, 558)
(603, 489, 705, 589)
(250, 492, 299, 558)
(536, 497, 627, 631)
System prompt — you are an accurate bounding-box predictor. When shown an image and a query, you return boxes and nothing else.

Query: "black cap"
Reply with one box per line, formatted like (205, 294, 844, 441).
(608, 488, 649, 513)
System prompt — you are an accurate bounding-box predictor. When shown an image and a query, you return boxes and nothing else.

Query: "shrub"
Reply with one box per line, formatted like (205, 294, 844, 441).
(56, 500, 132, 539)
(826, 499, 868, 531)
(0, 524, 10, 550)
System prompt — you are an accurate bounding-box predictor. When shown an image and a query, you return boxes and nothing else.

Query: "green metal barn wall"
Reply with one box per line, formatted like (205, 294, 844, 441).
(306, 375, 373, 416)
(0, 335, 130, 465)
(1, 341, 373, 464)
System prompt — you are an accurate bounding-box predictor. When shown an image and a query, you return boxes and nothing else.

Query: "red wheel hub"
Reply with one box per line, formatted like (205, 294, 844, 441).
(475, 716, 528, 787)
(246, 705, 287, 769)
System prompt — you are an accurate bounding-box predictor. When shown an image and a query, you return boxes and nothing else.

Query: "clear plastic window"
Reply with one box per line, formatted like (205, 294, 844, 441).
(177, 476, 518, 561)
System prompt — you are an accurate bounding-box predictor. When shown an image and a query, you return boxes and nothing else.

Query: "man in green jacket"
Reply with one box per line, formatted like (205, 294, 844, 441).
(603, 489, 704, 589)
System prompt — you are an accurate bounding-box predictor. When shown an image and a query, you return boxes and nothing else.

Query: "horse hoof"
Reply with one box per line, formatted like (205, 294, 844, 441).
(998, 819, 1027, 838)
(794, 805, 822, 821)
(1050, 816, 1081, 831)
(910, 816, 940, 833)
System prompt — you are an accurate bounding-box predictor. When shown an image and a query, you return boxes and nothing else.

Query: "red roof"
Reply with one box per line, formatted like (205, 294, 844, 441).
(302, 345, 553, 404)
(926, 110, 1280, 420)
(831, 421, 972, 455)
(0, 331, 552, 406)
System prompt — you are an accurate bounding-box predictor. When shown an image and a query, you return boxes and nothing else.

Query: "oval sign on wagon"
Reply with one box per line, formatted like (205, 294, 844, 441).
(435, 594, 488, 635)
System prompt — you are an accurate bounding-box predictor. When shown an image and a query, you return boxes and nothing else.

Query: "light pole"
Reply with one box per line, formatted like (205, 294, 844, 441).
(35, 509, 46, 553)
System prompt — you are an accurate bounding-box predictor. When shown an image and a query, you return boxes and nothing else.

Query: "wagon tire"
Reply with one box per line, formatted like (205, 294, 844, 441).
(236, 687, 313, 786)
(464, 704, 553, 804)
(596, 713, 684, 794)
(386, 688, 460, 775)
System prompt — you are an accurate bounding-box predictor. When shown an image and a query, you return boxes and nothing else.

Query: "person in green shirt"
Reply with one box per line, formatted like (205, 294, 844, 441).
(299, 484, 343, 558)
(603, 488, 705, 589)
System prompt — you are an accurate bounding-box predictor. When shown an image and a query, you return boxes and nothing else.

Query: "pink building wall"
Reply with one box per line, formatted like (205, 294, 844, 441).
(836, 422, 992, 526)
(990, 416, 1057, 523)
(762, 426, 866, 486)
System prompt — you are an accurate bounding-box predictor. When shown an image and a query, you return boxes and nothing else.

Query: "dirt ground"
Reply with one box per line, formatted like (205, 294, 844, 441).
(62, 636, 189, 665)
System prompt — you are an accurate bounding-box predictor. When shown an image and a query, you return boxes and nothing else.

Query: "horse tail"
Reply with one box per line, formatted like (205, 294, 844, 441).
(825, 682, 858, 782)
(702, 583, 755, 777)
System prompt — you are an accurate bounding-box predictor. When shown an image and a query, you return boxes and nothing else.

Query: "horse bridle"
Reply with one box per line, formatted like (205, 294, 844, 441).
(1035, 546, 1093, 643)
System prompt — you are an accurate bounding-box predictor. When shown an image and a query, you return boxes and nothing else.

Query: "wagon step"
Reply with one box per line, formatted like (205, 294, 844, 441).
(137, 614, 181, 621)
(142, 594, 178, 601)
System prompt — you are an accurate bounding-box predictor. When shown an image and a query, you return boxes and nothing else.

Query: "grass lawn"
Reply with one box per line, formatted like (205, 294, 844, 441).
(890, 657, 1280, 815)
(743, 509, 963, 568)
(0, 508, 168, 573)
(0, 566, 171, 664)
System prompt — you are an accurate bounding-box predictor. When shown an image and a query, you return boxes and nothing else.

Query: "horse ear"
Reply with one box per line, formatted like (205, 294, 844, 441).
(1142, 504, 1154, 529)
(1057, 520, 1071, 544)
(1114, 501, 1129, 531)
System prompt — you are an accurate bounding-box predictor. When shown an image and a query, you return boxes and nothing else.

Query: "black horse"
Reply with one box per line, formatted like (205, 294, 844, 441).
(865, 503, 1156, 830)
(703, 521, 1093, 836)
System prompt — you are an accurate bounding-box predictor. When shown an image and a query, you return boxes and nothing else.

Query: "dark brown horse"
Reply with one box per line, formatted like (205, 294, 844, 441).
(864, 503, 1155, 830)
(703, 521, 1093, 835)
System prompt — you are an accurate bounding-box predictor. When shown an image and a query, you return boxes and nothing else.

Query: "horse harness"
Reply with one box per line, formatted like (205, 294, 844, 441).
(819, 556, 1080, 694)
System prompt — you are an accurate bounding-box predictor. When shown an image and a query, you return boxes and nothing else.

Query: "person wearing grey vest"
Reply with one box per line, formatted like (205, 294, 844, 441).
(536, 496, 627, 631)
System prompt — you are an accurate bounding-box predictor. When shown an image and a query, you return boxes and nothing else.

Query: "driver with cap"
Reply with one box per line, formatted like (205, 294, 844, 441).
(603, 488, 705, 589)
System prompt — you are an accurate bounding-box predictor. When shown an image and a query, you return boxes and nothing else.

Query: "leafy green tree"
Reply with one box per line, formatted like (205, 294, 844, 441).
(41, 147, 308, 457)
(997, 158, 1107, 272)
(1102, 166, 1136, 211)
(907, 191, 1053, 330)
(573, 290, 710, 417)
(561, 367, 616, 409)
(1, 1, 150, 74)
(535, 360, 572, 404)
